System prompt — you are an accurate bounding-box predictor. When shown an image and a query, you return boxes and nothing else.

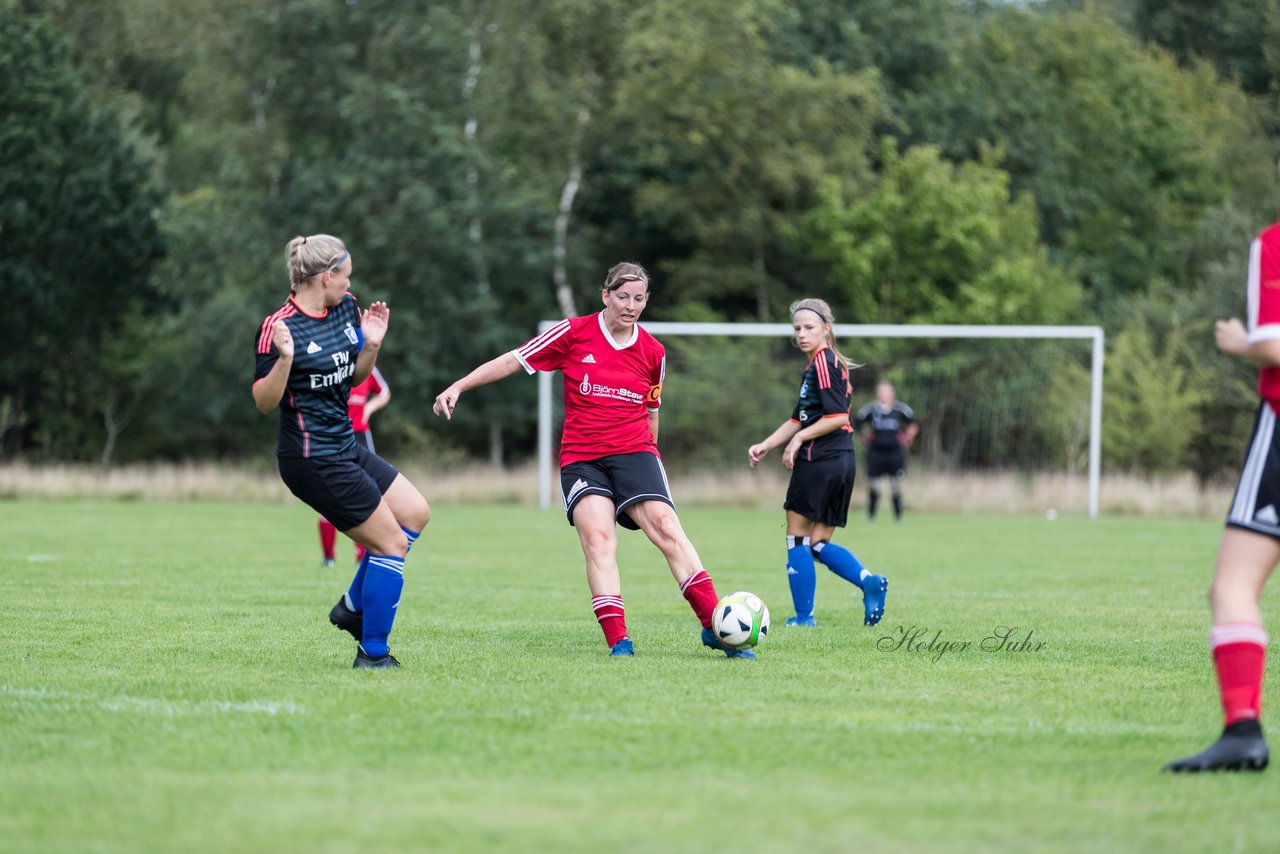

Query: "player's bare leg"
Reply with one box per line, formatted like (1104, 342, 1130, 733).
(1165, 528, 1276, 772)
(626, 500, 702, 586)
(381, 474, 431, 535)
(627, 500, 754, 659)
(573, 495, 632, 655)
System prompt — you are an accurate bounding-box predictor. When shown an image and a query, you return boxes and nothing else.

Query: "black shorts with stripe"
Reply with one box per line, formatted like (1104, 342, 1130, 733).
(277, 442, 399, 531)
(560, 452, 674, 530)
(785, 449, 855, 528)
(1227, 401, 1280, 540)
(866, 445, 906, 479)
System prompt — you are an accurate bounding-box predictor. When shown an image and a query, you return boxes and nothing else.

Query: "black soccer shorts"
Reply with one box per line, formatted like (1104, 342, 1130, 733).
(560, 452, 675, 530)
(784, 450, 856, 528)
(1227, 401, 1280, 540)
(866, 445, 906, 480)
(277, 442, 400, 531)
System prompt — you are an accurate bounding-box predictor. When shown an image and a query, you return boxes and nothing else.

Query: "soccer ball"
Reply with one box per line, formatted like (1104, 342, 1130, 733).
(712, 591, 770, 650)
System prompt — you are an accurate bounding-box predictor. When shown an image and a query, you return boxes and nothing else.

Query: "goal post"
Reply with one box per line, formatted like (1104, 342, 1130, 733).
(537, 322, 1104, 518)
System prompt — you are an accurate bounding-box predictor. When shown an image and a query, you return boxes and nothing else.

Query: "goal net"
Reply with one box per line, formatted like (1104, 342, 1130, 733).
(536, 323, 1103, 517)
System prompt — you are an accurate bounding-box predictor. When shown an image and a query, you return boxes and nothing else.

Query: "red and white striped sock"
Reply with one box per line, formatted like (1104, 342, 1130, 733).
(679, 569, 719, 629)
(592, 595, 628, 648)
(1210, 622, 1268, 726)
(318, 517, 337, 561)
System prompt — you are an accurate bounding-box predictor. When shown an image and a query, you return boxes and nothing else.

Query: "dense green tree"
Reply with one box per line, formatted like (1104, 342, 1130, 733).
(905, 6, 1271, 304)
(0, 6, 165, 461)
(804, 140, 1080, 326)
(604, 0, 884, 322)
(1131, 0, 1280, 96)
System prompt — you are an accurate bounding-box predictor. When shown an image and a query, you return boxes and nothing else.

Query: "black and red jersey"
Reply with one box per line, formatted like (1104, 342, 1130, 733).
(254, 293, 363, 458)
(790, 346, 854, 461)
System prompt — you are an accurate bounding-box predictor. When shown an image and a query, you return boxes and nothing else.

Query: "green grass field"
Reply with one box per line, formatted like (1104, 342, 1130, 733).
(2, 499, 1277, 852)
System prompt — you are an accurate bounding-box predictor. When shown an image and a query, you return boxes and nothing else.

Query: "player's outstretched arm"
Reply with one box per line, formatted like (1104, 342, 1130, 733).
(748, 420, 803, 467)
(433, 352, 522, 420)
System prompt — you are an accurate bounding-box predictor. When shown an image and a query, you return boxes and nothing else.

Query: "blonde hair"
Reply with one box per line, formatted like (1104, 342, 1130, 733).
(286, 234, 348, 287)
(603, 261, 649, 292)
(789, 298, 860, 370)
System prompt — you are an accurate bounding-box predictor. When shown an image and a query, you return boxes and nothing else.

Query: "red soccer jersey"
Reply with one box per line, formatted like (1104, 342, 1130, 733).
(513, 312, 665, 466)
(348, 367, 387, 433)
(1248, 224, 1280, 413)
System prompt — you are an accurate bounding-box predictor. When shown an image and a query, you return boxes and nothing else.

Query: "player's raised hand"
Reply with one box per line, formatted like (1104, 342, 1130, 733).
(433, 385, 461, 420)
(362, 301, 390, 348)
(271, 320, 294, 359)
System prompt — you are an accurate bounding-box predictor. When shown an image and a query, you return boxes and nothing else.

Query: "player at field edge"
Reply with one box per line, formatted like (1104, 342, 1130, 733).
(747, 298, 888, 628)
(253, 234, 430, 670)
(854, 381, 918, 523)
(319, 367, 391, 568)
(432, 262, 754, 659)
(1164, 223, 1280, 773)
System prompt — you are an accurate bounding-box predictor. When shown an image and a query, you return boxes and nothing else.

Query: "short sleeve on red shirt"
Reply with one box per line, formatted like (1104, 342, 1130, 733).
(513, 313, 664, 466)
(1248, 224, 1280, 411)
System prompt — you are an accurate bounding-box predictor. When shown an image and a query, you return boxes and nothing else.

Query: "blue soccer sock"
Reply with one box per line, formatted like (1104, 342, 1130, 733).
(346, 528, 419, 613)
(360, 555, 405, 658)
(812, 540, 868, 589)
(346, 551, 371, 612)
(786, 535, 817, 619)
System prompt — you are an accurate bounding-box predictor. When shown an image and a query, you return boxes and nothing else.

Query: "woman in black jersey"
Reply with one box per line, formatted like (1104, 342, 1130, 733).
(253, 233, 430, 669)
(747, 298, 887, 628)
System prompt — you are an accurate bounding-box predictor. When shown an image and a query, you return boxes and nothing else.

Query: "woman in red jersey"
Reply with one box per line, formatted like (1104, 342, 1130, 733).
(1165, 223, 1280, 773)
(433, 262, 753, 659)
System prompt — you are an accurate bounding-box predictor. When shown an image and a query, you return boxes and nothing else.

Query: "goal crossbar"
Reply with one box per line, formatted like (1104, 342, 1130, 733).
(536, 322, 1104, 518)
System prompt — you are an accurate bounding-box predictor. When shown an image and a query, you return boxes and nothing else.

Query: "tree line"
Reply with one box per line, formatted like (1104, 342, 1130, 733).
(2, 0, 1275, 480)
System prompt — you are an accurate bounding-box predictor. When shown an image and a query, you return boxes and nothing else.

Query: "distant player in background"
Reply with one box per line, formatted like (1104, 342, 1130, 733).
(254, 233, 430, 669)
(747, 298, 887, 628)
(1165, 224, 1280, 772)
(319, 367, 391, 567)
(432, 262, 754, 659)
(855, 382, 918, 523)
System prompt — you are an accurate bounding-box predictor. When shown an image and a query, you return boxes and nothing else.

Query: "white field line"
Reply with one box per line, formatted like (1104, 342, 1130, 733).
(0, 685, 305, 716)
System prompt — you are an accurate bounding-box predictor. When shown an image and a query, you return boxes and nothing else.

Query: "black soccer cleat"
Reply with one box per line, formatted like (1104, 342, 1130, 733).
(1164, 719, 1269, 773)
(353, 647, 400, 669)
(329, 596, 363, 642)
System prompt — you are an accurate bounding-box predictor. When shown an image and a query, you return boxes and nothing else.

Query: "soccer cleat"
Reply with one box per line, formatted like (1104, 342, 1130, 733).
(861, 573, 888, 626)
(701, 627, 757, 660)
(785, 615, 817, 627)
(353, 647, 400, 669)
(609, 638, 635, 656)
(328, 596, 363, 642)
(1164, 719, 1269, 772)
(321, 558, 336, 568)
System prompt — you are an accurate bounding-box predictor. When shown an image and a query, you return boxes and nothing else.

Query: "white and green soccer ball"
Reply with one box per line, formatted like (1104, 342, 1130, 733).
(712, 591, 770, 650)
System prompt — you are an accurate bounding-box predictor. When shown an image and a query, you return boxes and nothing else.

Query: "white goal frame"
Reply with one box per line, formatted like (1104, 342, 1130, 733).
(536, 322, 1105, 518)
